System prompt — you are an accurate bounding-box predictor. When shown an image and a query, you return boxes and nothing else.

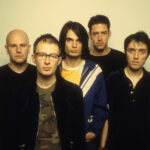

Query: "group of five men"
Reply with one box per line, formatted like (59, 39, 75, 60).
(1, 14, 150, 150)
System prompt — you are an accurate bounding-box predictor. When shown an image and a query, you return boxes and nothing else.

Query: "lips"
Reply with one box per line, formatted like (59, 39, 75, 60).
(15, 55, 23, 58)
(71, 50, 78, 53)
(132, 61, 139, 65)
(96, 42, 103, 46)
(43, 67, 51, 71)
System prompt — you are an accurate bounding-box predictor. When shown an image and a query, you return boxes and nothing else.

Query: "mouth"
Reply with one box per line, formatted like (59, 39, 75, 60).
(43, 67, 51, 71)
(96, 42, 103, 46)
(71, 50, 78, 53)
(15, 55, 23, 58)
(132, 61, 139, 65)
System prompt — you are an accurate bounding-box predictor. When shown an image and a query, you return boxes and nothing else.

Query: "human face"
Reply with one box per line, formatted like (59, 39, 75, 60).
(65, 29, 83, 58)
(126, 40, 148, 71)
(32, 41, 62, 77)
(5, 30, 30, 65)
(89, 23, 110, 52)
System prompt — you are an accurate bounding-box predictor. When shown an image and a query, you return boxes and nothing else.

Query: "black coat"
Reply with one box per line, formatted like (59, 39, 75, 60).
(1, 73, 85, 150)
(106, 69, 150, 150)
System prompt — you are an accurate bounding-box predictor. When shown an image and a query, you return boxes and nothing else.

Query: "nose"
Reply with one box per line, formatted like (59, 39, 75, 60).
(98, 33, 102, 41)
(72, 40, 77, 48)
(16, 46, 21, 53)
(133, 51, 139, 59)
(44, 56, 50, 64)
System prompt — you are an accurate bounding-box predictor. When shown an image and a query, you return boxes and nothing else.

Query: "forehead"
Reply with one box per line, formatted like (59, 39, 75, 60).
(91, 23, 108, 32)
(127, 40, 148, 49)
(35, 41, 60, 54)
(7, 31, 28, 44)
(66, 29, 79, 39)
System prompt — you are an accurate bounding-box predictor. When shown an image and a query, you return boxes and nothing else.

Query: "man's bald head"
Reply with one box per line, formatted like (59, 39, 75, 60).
(5, 29, 31, 66)
(6, 29, 29, 45)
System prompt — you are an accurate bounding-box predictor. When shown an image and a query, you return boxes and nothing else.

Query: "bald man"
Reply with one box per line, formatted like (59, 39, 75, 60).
(0, 29, 36, 150)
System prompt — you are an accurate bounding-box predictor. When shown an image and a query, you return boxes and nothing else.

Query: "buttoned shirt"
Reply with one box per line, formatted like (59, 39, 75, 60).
(107, 68, 150, 150)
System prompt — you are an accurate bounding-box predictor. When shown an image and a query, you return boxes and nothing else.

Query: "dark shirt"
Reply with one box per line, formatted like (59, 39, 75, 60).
(107, 69, 150, 150)
(0, 64, 36, 93)
(87, 48, 126, 79)
(0, 64, 37, 150)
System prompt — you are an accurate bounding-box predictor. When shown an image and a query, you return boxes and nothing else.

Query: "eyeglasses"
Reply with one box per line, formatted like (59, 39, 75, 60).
(35, 52, 60, 61)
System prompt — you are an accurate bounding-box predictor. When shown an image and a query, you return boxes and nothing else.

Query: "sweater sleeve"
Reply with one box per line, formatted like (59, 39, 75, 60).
(87, 73, 108, 136)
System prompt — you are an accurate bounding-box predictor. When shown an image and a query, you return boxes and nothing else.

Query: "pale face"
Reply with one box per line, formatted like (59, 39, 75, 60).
(32, 41, 61, 77)
(5, 30, 30, 65)
(65, 29, 83, 58)
(89, 23, 110, 52)
(126, 40, 148, 71)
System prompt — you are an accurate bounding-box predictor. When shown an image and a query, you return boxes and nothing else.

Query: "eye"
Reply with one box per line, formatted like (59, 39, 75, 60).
(127, 48, 135, 53)
(39, 53, 45, 57)
(102, 31, 108, 35)
(139, 49, 146, 53)
(50, 54, 59, 59)
(9, 44, 17, 48)
(20, 44, 27, 48)
(92, 32, 98, 36)
(66, 38, 72, 42)
(36, 53, 46, 58)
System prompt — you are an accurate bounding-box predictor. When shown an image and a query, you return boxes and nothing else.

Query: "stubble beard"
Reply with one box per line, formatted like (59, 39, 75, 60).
(11, 58, 27, 66)
(128, 64, 142, 73)
(94, 44, 107, 53)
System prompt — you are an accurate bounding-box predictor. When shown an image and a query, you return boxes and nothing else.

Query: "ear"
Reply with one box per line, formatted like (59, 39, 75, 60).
(108, 30, 111, 38)
(31, 54, 36, 64)
(5, 45, 9, 54)
(88, 32, 91, 39)
(57, 56, 62, 66)
(27, 44, 31, 54)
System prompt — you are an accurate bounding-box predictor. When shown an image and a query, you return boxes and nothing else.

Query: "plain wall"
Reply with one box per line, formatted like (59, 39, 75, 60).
(1, 0, 150, 71)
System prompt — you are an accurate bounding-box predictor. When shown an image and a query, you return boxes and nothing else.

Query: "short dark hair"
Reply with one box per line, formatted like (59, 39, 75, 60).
(88, 15, 110, 32)
(124, 31, 150, 55)
(33, 33, 59, 53)
(59, 21, 89, 58)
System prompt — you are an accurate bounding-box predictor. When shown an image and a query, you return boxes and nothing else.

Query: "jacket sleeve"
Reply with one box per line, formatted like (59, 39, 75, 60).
(12, 83, 39, 150)
(87, 73, 108, 136)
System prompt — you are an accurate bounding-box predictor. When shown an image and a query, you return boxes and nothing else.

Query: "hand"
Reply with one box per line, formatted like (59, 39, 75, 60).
(85, 132, 96, 142)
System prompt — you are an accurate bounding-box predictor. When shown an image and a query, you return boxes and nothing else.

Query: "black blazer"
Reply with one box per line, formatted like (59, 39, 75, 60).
(2, 72, 85, 150)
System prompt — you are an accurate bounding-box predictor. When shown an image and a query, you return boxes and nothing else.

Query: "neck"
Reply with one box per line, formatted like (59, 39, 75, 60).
(124, 66, 143, 88)
(64, 56, 84, 68)
(90, 47, 111, 56)
(37, 73, 56, 89)
(8, 62, 28, 73)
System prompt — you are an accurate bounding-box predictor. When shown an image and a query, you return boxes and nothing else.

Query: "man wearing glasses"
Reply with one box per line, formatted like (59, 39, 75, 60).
(7, 33, 85, 150)
(0, 29, 36, 150)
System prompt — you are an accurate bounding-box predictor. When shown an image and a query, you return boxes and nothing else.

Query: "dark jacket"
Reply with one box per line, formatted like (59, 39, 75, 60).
(107, 69, 150, 150)
(2, 72, 85, 150)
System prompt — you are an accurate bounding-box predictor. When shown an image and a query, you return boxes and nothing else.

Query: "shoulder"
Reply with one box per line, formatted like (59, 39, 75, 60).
(56, 74, 82, 95)
(0, 64, 9, 72)
(84, 59, 102, 72)
(27, 64, 37, 71)
(13, 80, 36, 95)
(110, 48, 125, 57)
(143, 69, 150, 83)
(107, 69, 122, 83)
(54, 76, 83, 107)
(0, 64, 10, 79)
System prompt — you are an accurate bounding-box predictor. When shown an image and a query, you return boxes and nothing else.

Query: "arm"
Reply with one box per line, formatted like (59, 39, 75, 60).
(100, 104, 109, 150)
(86, 73, 108, 140)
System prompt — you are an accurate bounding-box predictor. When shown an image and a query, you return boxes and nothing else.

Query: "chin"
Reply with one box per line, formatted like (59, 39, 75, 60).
(67, 54, 81, 59)
(13, 60, 27, 65)
(95, 48, 105, 52)
(130, 67, 141, 72)
(40, 73, 52, 77)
